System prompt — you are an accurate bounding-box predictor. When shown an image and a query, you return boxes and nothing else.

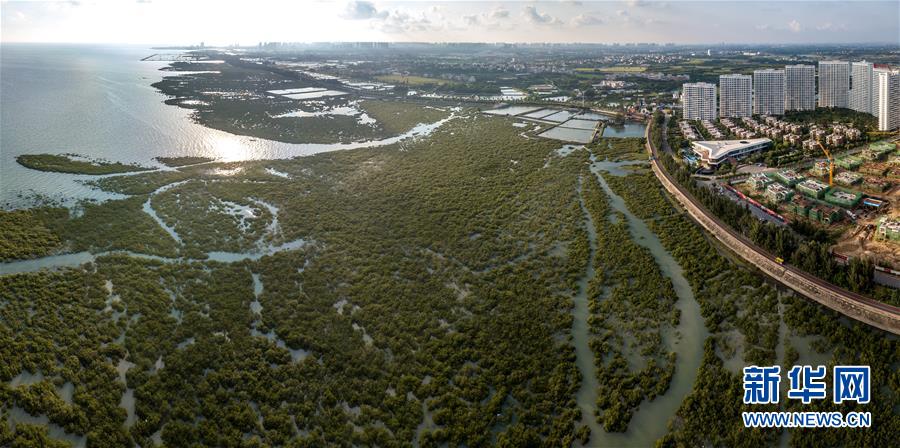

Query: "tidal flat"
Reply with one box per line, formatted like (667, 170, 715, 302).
(1, 114, 897, 447)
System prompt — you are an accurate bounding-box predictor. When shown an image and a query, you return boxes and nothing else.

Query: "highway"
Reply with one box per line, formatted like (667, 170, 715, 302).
(645, 116, 900, 335)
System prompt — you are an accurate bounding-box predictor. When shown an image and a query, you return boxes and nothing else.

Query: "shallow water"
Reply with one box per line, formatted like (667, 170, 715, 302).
(573, 179, 604, 442)
(1, 44, 455, 209)
(587, 165, 708, 447)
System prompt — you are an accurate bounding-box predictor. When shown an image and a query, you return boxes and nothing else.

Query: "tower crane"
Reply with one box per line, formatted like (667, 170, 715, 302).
(817, 139, 834, 186)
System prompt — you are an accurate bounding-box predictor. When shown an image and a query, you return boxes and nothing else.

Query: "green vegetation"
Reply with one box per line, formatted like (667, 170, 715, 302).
(151, 59, 449, 144)
(2, 115, 595, 446)
(580, 162, 678, 432)
(16, 154, 151, 175)
(3, 113, 897, 446)
(374, 75, 449, 86)
(595, 136, 898, 446)
(154, 156, 215, 167)
(0, 210, 63, 261)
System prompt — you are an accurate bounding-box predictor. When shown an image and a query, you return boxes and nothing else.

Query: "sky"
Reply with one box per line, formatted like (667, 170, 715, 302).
(2, 1, 899, 45)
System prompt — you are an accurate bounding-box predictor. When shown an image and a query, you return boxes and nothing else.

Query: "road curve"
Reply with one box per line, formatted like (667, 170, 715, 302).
(644, 117, 900, 335)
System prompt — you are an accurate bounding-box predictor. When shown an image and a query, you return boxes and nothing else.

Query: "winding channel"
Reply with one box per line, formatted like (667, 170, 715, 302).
(576, 154, 708, 447)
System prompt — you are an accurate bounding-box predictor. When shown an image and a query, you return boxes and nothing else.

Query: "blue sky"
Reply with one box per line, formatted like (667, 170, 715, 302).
(2, 1, 898, 45)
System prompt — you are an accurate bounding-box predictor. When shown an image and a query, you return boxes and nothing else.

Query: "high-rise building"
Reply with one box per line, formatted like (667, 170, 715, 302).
(719, 74, 752, 118)
(753, 69, 785, 115)
(785, 65, 816, 111)
(682, 82, 717, 121)
(875, 69, 900, 131)
(872, 67, 892, 118)
(850, 61, 874, 114)
(818, 61, 850, 108)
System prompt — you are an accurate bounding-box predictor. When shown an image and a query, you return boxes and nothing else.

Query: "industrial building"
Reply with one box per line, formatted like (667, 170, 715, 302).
(690, 138, 771, 167)
(819, 61, 850, 108)
(785, 64, 816, 111)
(753, 69, 785, 115)
(797, 179, 830, 199)
(719, 74, 752, 118)
(681, 82, 717, 121)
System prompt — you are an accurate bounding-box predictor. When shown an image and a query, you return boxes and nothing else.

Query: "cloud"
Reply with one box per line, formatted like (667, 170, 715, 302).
(816, 22, 847, 32)
(379, 10, 432, 34)
(522, 5, 562, 25)
(489, 7, 510, 20)
(571, 14, 603, 27)
(341, 1, 388, 20)
(787, 19, 801, 33)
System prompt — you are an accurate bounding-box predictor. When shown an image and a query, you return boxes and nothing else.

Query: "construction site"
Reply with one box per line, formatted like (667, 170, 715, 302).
(730, 139, 900, 268)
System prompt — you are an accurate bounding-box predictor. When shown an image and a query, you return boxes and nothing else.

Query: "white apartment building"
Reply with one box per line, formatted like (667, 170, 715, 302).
(719, 74, 752, 118)
(784, 64, 816, 111)
(850, 61, 874, 114)
(754, 69, 785, 115)
(818, 61, 850, 108)
(875, 69, 900, 131)
(682, 82, 717, 121)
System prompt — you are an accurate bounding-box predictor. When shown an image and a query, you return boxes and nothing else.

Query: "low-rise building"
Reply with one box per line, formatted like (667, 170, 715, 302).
(877, 217, 900, 241)
(861, 141, 896, 161)
(765, 183, 794, 203)
(690, 138, 772, 167)
(824, 189, 862, 208)
(797, 179, 830, 199)
(790, 195, 812, 218)
(863, 177, 891, 192)
(835, 171, 863, 186)
(808, 160, 829, 177)
(860, 162, 890, 176)
(809, 205, 841, 224)
(775, 169, 804, 186)
(825, 133, 845, 147)
(836, 156, 863, 170)
(749, 173, 774, 190)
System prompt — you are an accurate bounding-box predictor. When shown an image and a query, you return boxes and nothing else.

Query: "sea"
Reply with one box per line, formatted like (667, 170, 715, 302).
(0, 44, 449, 209)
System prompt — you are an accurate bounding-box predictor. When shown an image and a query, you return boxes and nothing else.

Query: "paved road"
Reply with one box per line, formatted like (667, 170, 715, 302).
(647, 115, 900, 334)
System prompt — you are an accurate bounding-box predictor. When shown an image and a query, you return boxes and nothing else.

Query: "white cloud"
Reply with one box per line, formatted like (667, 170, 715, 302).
(489, 7, 510, 20)
(816, 22, 847, 32)
(571, 14, 603, 27)
(341, 1, 387, 20)
(787, 19, 801, 33)
(522, 5, 562, 25)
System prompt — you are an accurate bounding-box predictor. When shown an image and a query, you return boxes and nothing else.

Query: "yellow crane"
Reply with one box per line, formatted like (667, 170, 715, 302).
(817, 139, 834, 186)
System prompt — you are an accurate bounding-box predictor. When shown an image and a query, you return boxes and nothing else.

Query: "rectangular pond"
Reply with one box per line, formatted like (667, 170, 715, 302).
(483, 106, 542, 116)
(559, 119, 600, 130)
(267, 87, 327, 96)
(539, 127, 595, 144)
(283, 90, 349, 101)
(543, 110, 574, 123)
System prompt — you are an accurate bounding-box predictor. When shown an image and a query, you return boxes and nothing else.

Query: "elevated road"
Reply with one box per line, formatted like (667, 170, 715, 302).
(644, 117, 900, 335)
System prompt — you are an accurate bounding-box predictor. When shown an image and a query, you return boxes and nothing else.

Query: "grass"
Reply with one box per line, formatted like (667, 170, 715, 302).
(17, 154, 152, 175)
(375, 75, 449, 86)
(155, 156, 215, 167)
(576, 66, 648, 73)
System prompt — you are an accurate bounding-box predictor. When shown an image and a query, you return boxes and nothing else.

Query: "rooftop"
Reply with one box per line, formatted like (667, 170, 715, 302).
(691, 138, 771, 161)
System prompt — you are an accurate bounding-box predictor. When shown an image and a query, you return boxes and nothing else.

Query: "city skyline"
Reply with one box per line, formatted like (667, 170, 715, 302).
(2, 1, 899, 45)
